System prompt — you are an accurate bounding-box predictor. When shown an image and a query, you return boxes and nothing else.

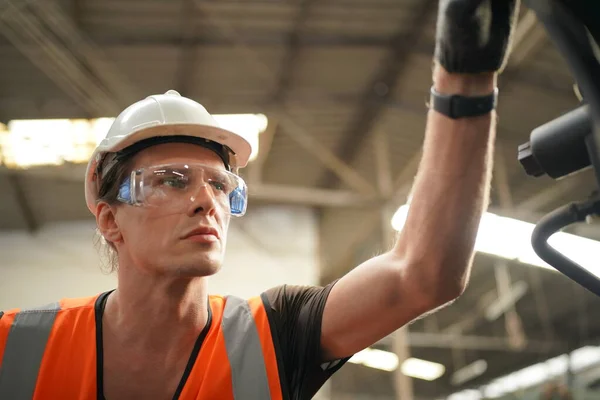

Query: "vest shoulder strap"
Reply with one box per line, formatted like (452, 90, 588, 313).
(0, 302, 61, 400)
(222, 295, 275, 400)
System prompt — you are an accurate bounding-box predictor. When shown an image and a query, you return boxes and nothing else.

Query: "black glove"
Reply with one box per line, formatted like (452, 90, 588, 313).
(434, 0, 520, 74)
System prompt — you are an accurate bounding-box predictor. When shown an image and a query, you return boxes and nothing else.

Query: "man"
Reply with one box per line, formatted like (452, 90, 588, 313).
(0, 1, 519, 399)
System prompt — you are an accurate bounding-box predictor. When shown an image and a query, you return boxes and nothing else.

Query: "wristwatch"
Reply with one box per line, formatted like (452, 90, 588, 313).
(429, 86, 499, 119)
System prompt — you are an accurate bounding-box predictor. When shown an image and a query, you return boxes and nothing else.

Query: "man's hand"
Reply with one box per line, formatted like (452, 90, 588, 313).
(435, 0, 520, 75)
(320, 1, 520, 362)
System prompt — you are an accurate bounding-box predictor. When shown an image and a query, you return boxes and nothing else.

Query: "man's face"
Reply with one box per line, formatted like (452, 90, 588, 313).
(111, 142, 231, 278)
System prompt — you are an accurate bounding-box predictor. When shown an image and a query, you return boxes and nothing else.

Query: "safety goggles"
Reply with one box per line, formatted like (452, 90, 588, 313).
(116, 163, 248, 216)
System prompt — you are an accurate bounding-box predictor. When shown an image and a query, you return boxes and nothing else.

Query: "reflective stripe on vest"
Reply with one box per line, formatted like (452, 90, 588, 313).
(222, 295, 272, 399)
(0, 302, 60, 400)
(0, 297, 273, 399)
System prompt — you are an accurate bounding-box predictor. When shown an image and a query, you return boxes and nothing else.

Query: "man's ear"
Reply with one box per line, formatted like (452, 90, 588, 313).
(96, 202, 122, 243)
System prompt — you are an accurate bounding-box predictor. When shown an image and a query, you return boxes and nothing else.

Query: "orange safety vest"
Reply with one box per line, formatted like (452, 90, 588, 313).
(0, 293, 284, 400)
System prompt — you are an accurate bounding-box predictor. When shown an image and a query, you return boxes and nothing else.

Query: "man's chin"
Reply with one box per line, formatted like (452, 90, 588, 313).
(171, 258, 223, 278)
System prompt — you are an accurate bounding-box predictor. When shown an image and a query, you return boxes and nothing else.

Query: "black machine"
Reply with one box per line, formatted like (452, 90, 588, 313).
(518, 0, 600, 296)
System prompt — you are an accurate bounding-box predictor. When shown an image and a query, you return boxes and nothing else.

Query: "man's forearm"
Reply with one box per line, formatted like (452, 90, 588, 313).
(392, 65, 497, 301)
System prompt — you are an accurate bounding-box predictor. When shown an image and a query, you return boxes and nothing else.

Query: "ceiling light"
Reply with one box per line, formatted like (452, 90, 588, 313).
(348, 348, 399, 372)
(401, 357, 446, 381)
(447, 346, 600, 399)
(447, 389, 483, 400)
(451, 359, 488, 386)
(0, 114, 268, 169)
(391, 204, 600, 277)
(348, 349, 446, 380)
(1, 118, 104, 168)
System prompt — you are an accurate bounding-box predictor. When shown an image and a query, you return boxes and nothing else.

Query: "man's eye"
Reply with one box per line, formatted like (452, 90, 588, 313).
(210, 180, 226, 192)
(162, 177, 187, 189)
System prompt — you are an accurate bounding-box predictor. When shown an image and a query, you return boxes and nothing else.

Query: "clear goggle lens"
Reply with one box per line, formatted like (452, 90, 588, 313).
(117, 163, 248, 216)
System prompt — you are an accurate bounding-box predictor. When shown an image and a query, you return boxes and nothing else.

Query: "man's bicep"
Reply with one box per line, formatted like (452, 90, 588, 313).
(263, 282, 350, 400)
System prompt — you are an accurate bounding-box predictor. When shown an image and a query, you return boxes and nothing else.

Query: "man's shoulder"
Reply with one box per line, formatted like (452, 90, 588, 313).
(0, 294, 102, 342)
(1, 293, 103, 320)
(262, 281, 339, 309)
(206, 285, 320, 319)
(58, 294, 101, 312)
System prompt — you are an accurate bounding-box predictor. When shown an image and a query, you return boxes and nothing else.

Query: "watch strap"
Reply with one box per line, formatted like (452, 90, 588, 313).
(430, 86, 498, 119)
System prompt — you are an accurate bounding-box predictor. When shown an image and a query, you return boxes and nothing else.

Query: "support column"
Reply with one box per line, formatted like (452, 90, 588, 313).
(384, 203, 414, 400)
(374, 130, 413, 400)
(393, 327, 414, 400)
(492, 147, 527, 350)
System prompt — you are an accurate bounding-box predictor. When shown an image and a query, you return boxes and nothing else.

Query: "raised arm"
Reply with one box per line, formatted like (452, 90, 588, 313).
(321, 0, 520, 361)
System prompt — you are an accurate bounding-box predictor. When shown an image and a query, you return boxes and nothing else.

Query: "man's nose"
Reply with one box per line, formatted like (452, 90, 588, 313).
(186, 183, 217, 216)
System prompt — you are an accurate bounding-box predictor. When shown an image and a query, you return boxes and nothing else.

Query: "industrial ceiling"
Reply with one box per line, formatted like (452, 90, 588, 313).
(1, 1, 599, 399)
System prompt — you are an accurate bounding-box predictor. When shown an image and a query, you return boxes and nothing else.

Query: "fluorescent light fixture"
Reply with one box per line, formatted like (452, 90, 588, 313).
(0, 114, 268, 169)
(451, 359, 488, 386)
(401, 357, 446, 381)
(348, 349, 445, 381)
(1, 118, 111, 168)
(448, 389, 484, 400)
(570, 346, 600, 371)
(348, 348, 399, 372)
(391, 204, 600, 278)
(447, 345, 600, 399)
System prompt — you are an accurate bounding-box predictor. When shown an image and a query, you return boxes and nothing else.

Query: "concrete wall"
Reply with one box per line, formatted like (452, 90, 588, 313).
(0, 204, 319, 310)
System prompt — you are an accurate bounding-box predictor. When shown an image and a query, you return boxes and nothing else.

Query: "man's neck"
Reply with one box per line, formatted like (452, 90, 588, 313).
(103, 267, 210, 351)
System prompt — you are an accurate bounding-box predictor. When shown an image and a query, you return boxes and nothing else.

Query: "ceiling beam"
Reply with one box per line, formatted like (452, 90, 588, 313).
(192, 0, 274, 85)
(70, 0, 83, 31)
(0, 1, 138, 116)
(35, 1, 140, 106)
(247, 0, 316, 184)
(317, 0, 437, 189)
(58, 34, 432, 48)
(198, 2, 411, 13)
(250, 183, 375, 207)
(0, 4, 116, 116)
(278, 114, 376, 194)
(271, 0, 316, 105)
(377, 331, 566, 353)
(175, 0, 202, 97)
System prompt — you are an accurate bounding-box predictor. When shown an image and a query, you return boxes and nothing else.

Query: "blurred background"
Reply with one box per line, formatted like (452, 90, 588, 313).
(1, 0, 600, 399)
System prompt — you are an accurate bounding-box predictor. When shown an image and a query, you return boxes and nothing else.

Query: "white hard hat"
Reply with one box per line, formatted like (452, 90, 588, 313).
(84, 90, 253, 215)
